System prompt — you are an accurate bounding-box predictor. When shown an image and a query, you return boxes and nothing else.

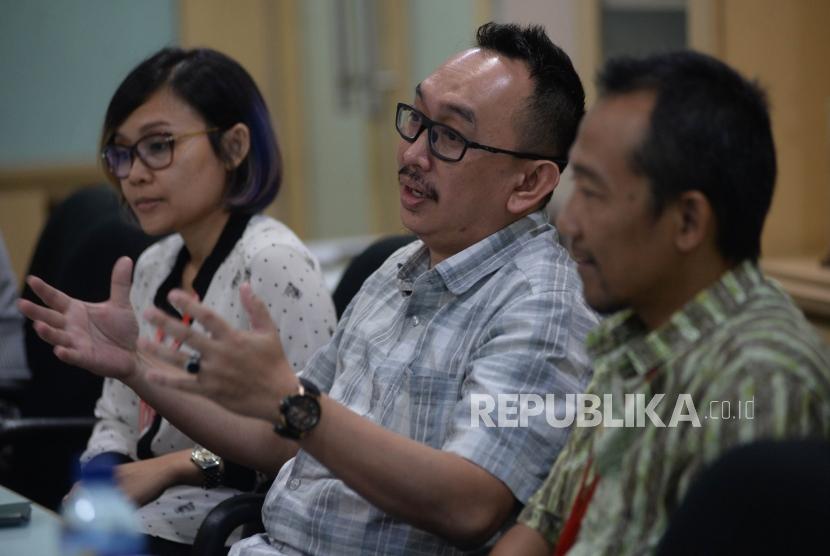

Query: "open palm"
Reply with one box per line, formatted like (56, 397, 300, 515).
(18, 256, 140, 380)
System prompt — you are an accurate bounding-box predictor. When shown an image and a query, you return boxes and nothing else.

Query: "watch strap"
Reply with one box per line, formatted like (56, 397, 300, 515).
(191, 447, 223, 489)
(201, 462, 223, 489)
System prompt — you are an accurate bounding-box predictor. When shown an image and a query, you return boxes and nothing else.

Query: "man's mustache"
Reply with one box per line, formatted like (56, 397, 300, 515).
(398, 167, 438, 201)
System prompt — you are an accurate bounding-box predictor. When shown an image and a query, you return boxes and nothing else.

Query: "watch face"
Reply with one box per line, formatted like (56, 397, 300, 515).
(285, 396, 321, 432)
(192, 448, 221, 468)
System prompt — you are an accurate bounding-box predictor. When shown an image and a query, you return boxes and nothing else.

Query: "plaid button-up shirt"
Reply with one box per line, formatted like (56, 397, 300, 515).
(232, 210, 597, 555)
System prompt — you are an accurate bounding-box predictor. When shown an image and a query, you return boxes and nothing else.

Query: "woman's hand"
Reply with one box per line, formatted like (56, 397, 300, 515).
(115, 450, 202, 507)
(18, 256, 140, 380)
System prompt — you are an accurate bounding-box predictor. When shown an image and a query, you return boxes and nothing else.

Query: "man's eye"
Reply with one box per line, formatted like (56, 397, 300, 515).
(441, 129, 463, 144)
(577, 186, 599, 199)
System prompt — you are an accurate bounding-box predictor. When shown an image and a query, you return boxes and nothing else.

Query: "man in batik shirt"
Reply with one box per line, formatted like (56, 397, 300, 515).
(493, 50, 830, 555)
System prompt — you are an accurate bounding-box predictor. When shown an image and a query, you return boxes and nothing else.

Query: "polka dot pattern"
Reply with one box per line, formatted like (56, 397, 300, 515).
(81, 215, 336, 544)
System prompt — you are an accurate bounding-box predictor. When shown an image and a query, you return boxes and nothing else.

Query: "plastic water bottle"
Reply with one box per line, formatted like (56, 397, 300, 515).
(60, 456, 146, 555)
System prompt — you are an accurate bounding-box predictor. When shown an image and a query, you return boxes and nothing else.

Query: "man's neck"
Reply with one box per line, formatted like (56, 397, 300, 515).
(636, 254, 736, 331)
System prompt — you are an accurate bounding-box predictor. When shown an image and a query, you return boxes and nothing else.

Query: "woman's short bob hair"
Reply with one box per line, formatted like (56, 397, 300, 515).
(100, 47, 281, 214)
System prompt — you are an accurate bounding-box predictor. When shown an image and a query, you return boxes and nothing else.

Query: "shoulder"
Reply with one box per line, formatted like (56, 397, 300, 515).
(238, 215, 321, 271)
(485, 227, 589, 318)
(688, 285, 830, 395)
(716, 282, 827, 368)
(480, 225, 583, 300)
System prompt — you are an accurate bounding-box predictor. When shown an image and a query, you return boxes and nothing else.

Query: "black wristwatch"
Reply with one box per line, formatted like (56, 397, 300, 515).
(191, 447, 223, 489)
(273, 378, 322, 439)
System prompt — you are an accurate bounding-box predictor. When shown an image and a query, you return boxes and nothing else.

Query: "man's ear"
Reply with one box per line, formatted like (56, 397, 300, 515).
(221, 123, 251, 170)
(673, 190, 713, 253)
(506, 160, 561, 215)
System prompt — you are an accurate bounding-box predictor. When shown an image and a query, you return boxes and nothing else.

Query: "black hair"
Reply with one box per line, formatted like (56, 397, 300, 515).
(598, 51, 776, 263)
(101, 47, 281, 213)
(475, 22, 585, 163)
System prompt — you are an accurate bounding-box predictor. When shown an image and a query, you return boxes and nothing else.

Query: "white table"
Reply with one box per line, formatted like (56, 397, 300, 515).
(0, 483, 60, 555)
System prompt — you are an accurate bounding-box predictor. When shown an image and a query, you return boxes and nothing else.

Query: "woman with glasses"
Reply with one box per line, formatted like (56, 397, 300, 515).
(22, 47, 335, 555)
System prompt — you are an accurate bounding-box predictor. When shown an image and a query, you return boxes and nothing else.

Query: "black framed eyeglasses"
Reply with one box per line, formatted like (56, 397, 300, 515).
(395, 103, 567, 170)
(101, 128, 219, 179)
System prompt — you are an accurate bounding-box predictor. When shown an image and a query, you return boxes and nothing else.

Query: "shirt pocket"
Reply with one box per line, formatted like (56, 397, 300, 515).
(389, 371, 463, 448)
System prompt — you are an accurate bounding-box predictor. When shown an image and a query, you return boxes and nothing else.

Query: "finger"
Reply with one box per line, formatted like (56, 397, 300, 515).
(137, 336, 191, 369)
(109, 257, 134, 308)
(17, 298, 67, 329)
(26, 275, 73, 313)
(240, 283, 278, 334)
(143, 306, 212, 353)
(54, 345, 89, 368)
(33, 320, 75, 349)
(168, 289, 234, 340)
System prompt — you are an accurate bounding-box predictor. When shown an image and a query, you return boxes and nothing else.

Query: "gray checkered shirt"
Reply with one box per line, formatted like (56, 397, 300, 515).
(231, 210, 597, 555)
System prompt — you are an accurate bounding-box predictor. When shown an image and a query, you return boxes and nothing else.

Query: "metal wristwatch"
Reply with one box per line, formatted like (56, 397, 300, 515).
(273, 378, 322, 439)
(190, 446, 223, 489)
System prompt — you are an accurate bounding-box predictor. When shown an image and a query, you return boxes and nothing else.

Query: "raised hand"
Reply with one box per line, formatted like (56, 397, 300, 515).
(17, 256, 140, 380)
(140, 283, 299, 422)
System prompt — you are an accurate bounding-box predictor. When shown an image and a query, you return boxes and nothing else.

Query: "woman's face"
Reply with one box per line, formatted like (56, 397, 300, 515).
(114, 87, 229, 237)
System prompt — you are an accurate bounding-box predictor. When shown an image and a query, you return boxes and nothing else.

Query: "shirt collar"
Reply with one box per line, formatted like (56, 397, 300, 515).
(396, 210, 554, 296)
(587, 260, 765, 377)
(154, 212, 253, 317)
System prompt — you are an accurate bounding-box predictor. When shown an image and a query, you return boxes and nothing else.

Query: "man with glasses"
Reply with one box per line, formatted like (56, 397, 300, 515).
(31, 22, 596, 554)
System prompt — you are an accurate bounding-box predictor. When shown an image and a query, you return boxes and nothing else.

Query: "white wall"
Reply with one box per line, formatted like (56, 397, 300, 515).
(0, 0, 177, 168)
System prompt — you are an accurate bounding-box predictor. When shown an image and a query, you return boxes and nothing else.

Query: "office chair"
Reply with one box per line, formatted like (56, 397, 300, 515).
(331, 234, 416, 317)
(656, 439, 830, 555)
(1, 185, 154, 510)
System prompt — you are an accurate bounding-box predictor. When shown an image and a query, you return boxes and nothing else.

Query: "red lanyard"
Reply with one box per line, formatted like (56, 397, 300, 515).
(154, 312, 192, 348)
(139, 310, 193, 433)
(553, 455, 600, 556)
(554, 366, 659, 554)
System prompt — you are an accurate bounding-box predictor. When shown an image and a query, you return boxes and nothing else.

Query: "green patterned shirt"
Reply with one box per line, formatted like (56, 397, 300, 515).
(519, 261, 830, 555)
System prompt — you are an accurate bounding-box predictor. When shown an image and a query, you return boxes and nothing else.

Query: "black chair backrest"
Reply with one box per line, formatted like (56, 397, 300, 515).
(332, 234, 416, 318)
(7, 185, 154, 510)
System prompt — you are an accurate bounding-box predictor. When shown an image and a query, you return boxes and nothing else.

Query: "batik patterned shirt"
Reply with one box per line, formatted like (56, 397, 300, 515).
(519, 261, 830, 555)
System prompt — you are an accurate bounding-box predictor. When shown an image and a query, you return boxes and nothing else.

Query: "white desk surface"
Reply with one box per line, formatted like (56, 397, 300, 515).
(0, 483, 61, 555)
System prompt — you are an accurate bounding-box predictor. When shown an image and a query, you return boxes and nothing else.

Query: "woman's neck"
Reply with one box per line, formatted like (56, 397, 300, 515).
(179, 209, 231, 274)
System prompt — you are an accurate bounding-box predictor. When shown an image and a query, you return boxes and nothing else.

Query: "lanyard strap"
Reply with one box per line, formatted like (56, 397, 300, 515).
(553, 456, 600, 556)
(138, 310, 193, 436)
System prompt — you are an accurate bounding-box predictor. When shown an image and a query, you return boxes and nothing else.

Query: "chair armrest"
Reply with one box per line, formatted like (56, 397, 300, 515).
(191, 492, 266, 556)
(0, 417, 96, 439)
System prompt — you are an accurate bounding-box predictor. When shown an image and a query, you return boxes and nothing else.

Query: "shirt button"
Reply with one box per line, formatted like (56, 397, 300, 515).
(412, 316, 420, 327)
(288, 478, 302, 490)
